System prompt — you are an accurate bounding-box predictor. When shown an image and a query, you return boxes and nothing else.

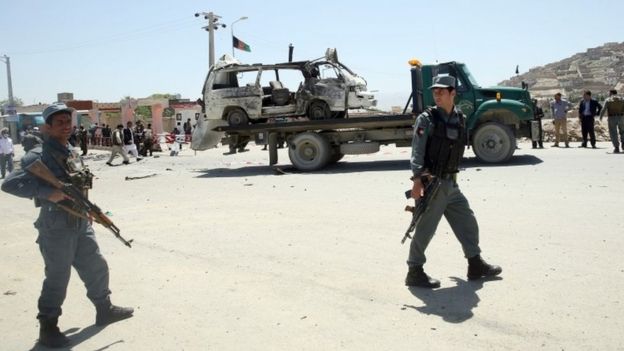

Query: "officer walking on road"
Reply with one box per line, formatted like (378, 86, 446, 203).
(405, 75, 502, 288)
(599, 89, 624, 153)
(1, 104, 133, 348)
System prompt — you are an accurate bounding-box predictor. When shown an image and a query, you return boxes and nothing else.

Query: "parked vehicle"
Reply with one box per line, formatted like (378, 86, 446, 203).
(202, 48, 377, 127)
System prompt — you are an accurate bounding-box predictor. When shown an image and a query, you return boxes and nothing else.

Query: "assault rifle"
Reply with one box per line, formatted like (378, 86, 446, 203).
(401, 174, 442, 244)
(25, 159, 133, 248)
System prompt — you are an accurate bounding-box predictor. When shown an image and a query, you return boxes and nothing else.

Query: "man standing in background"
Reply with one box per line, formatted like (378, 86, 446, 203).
(577, 91, 601, 148)
(0, 127, 15, 178)
(599, 89, 624, 153)
(550, 92, 573, 148)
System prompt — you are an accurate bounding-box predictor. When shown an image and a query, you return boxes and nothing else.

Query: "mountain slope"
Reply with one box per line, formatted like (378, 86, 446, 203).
(499, 42, 624, 102)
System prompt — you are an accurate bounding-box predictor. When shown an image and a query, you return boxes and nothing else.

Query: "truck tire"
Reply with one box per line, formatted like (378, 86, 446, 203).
(328, 146, 345, 164)
(307, 101, 330, 120)
(225, 108, 249, 127)
(472, 122, 515, 163)
(288, 132, 331, 171)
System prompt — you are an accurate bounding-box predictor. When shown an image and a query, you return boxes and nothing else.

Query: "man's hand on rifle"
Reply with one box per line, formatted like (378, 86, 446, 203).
(411, 177, 424, 199)
(47, 189, 71, 203)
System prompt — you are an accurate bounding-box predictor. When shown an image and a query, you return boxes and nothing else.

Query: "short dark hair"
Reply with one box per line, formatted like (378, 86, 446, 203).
(610, 89, 617, 95)
(584, 90, 591, 96)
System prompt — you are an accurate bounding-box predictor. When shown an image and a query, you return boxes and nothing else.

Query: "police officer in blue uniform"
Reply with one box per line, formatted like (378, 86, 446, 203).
(1, 104, 133, 348)
(406, 76, 502, 288)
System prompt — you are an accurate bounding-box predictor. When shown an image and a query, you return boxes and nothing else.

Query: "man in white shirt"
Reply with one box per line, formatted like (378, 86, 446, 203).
(0, 127, 15, 178)
(549, 92, 573, 147)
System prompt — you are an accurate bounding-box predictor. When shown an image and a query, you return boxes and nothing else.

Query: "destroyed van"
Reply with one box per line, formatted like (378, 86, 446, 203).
(202, 49, 376, 126)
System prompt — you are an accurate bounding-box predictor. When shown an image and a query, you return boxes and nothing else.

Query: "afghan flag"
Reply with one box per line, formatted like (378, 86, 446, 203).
(233, 36, 251, 52)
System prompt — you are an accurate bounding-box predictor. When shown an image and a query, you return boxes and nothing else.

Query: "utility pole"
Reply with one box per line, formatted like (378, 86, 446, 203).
(0, 55, 15, 116)
(195, 11, 225, 69)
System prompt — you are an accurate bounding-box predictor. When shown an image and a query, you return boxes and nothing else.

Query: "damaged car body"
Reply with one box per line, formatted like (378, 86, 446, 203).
(202, 48, 377, 127)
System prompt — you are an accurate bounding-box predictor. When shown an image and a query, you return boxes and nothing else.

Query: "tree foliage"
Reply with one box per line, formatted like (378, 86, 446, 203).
(0, 97, 24, 106)
(134, 106, 152, 119)
(163, 107, 175, 117)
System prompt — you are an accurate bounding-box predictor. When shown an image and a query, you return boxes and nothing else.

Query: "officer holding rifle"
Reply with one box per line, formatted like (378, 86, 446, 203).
(405, 75, 502, 288)
(1, 104, 133, 348)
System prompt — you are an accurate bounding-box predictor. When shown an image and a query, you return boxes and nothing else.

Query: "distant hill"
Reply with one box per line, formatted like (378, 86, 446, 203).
(499, 42, 624, 102)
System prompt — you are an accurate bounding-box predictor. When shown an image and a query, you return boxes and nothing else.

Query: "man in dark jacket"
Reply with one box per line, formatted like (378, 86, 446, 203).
(578, 90, 602, 148)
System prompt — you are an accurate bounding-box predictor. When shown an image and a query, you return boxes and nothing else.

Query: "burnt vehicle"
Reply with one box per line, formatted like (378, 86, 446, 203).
(202, 49, 377, 126)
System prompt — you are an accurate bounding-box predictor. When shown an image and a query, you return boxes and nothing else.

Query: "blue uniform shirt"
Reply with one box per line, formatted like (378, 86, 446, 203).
(410, 106, 463, 177)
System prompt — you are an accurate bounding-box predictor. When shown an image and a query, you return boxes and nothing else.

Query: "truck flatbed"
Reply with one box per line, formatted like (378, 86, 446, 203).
(209, 114, 417, 171)
(213, 114, 415, 135)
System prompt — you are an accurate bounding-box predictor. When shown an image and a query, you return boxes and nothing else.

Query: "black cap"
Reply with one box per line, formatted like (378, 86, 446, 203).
(429, 76, 456, 89)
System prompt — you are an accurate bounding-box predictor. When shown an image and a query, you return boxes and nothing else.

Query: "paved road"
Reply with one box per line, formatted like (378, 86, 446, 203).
(1, 141, 623, 350)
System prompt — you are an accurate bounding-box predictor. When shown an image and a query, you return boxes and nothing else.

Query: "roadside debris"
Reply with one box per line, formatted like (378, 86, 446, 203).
(125, 173, 158, 181)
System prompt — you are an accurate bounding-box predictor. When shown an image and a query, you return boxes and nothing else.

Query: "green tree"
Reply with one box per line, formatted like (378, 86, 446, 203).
(0, 97, 24, 106)
(163, 107, 175, 117)
(134, 106, 152, 119)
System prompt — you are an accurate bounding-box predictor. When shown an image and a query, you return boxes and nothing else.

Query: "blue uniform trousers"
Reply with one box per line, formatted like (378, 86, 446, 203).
(35, 206, 111, 319)
(407, 179, 481, 267)
(607, 116, 624, 149)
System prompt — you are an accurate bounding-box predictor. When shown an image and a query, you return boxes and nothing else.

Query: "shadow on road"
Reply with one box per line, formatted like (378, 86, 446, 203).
(28, 324, 124, 351)
(194, 154, 543, 178)
(403, 276, 502, 323)
(461, 154, 543, 169)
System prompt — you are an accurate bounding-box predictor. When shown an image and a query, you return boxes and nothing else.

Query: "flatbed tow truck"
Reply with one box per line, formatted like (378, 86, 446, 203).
(192, 59, 537, 171)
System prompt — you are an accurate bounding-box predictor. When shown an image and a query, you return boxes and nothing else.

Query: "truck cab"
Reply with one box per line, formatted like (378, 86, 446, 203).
(414, 61, 534, 163)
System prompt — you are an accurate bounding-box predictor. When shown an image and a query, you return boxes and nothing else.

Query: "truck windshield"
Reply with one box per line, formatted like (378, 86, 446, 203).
(461, 65, 480, 87)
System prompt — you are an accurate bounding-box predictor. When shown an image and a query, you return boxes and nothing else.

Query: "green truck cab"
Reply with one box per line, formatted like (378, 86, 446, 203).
(412, 61, 534, 163)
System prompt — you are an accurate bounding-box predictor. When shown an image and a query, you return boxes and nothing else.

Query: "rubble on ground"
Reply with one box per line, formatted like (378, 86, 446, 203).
(541, 118, 610, 142)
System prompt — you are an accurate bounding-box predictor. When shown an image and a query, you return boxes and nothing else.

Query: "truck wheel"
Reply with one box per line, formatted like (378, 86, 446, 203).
(472, 122, 515, 163)
(307, 101, 330, 120)
(225, 108, 249, 127)
(288, 132, 331, 171)
(328, 146, 345, 164)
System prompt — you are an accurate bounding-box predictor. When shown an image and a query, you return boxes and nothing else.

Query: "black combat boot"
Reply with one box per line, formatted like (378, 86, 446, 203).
(467, 255, 502, 280)
(38, 317, 70, 348)
(95, 302, 134, 326)
(405, 265, 440, 288)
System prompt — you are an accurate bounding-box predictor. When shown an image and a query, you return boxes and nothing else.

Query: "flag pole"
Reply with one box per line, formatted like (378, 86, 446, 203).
(231, 16, 248, 57)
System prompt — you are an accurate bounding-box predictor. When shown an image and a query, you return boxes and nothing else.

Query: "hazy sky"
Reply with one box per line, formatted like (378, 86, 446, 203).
(1, 0, 622, 109)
